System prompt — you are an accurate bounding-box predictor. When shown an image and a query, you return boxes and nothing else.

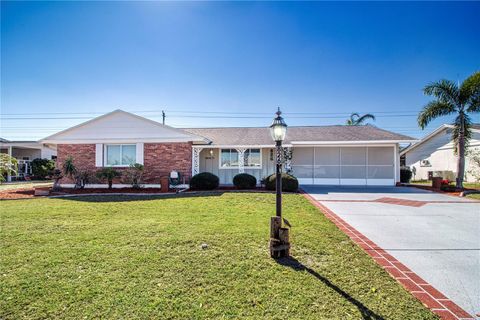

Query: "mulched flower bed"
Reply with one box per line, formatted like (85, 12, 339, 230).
(0, 186, 273, 200)
(52, 188, 166, 194)
(0, 188, 36, 200)
(405, 184, 474, 197)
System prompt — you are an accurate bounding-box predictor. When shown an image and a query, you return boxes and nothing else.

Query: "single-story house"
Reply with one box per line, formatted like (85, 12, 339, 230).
(0, 138, 57, 181)
(401, 124, 480, 182)
(41, 109, 417, 187)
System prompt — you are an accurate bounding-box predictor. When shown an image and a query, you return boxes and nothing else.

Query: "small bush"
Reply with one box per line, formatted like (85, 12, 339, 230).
(48, 169, 63, 191)
(265, 173, 299, 192)
(62, 156, 77, 180)
(400, 166, 412, 183)
(440, 180, 457, 192)
(123, 163, 144, 189)
(190, 172, 219, 190)
(96, 167, 121, 189)
(75, 170, 93, 189)
(233, 173, 257, 189)
(31, 158, 55, 180)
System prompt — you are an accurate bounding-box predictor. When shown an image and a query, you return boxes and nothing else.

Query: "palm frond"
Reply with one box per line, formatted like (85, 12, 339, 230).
(467, 98, 480, 113)
(451, 113, 472, 154)
(460, 71, 480, 106)
(350, 113, 360, 119)
(356, 113, 376, 125)
(346, 113, 360, 125)
(417, 101, 455, 129)
(423, 79, 459, 105)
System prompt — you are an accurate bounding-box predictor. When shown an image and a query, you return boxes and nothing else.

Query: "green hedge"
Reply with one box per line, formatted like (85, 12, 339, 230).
(400, 167, 412, 183)
(265, 173, 299, 192)
(233, 173, 257, 189)
(190, 172, 219, 190)
(31, 158, 56, 180)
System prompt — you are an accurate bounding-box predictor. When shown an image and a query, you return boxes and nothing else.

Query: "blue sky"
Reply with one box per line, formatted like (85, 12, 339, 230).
(1, 1, 479, 140)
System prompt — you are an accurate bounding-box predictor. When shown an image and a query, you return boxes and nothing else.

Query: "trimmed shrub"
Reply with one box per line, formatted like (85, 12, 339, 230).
(31, 158, 55, 180)
(233, 173, 257, 189)
(400, 166, 412, 183)
(190, 172, 219, 190)
(75, 170, 93, 189)
(48, 169, 63, 191)
(96, 167, 121, 189)
(123, 163, 144, 189)
(265, 173, 299, 192)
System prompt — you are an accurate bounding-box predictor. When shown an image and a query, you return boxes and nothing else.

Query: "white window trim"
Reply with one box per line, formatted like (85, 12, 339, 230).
(219, 148, 262, 170)
(104, 144, 137, 167)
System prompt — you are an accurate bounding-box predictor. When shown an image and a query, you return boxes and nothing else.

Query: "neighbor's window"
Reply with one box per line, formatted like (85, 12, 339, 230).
(106, 144, 136, 166)
(220, 148, 261, 168)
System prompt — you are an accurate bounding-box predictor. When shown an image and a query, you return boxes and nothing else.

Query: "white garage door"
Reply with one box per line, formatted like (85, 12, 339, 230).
(291, 146, 395, 186)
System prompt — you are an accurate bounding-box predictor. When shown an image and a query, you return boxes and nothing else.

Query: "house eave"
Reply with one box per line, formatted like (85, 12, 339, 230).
(41, 137, 205, 144)
(399, 124, 450, 156)
(291, 140, 418, 145)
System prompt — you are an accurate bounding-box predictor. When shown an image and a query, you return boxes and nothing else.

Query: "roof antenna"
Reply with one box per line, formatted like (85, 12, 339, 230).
(162, 110, 166, 125)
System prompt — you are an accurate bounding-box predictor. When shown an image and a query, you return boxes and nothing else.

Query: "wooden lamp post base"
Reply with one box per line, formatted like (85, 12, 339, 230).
(270, 216, 290, 258)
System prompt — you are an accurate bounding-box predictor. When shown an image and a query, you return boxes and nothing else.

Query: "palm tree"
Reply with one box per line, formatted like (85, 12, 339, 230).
(62, 156, 77, 180)
(96, 167, 121, 189)
(418, 71, 480, 188)
(346, 113, 376, 125)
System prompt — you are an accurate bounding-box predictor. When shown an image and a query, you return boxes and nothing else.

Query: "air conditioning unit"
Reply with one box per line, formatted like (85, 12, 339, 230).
(420, 159, 431, 167)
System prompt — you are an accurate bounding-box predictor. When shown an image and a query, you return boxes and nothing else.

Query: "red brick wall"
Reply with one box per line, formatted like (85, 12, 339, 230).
(56, 142, 192, 184)
(56, 144, 96, 183)
(143, 142, 192, 183)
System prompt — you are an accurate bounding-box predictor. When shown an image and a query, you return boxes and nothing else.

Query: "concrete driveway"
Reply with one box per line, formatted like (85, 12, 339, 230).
(302, 185, 480, 318)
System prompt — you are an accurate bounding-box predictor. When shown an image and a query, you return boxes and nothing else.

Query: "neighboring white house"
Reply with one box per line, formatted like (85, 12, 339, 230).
(0, 138, 57, 181)
(400, 124, 480, 182)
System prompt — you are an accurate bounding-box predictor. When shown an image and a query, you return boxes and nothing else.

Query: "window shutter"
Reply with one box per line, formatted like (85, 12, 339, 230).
(95, 144, 103, 167)
(136, 143, 144, 165)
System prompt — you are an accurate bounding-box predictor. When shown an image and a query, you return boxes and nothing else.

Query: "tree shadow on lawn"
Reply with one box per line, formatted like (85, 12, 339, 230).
(275, 256, 385, 320)
(52, 191, 226, 203)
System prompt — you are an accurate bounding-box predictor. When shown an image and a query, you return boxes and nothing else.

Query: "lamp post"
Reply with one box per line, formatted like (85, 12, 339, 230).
(269, 108, 289, 258)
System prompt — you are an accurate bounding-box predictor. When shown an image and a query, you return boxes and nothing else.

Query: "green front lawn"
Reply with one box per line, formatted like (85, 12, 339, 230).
(466, 193, 480, 199)
(0, 193, 436, 319)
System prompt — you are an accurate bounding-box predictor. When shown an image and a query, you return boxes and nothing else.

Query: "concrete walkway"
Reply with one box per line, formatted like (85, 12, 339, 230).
(302, 185, 480, 319)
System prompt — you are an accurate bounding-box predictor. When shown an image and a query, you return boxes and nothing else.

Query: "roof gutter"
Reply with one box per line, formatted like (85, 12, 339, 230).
(291, 140, 418, 145)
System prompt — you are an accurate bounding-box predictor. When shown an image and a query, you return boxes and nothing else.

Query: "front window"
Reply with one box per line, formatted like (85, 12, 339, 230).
(220, 148, 261, 168)
(244, 149, 261, 167)
(221, 149, 239, 168)
(106, 144, 136, 166)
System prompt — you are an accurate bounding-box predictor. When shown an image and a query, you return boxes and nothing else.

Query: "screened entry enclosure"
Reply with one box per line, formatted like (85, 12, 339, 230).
(291, 146, 396, 186)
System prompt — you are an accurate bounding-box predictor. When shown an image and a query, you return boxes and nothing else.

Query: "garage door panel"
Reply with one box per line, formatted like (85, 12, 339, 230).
(291, 166, 313, 179)
(368, 147, 394, 165)
(341, 147, 366, 165)
(341, 165, 366, 179)
(292, 146, 395, 186)
(367, 165, 394, 179)
(292, 148, 313, 165)
(314, 147, 340, 165)
(313, 165, 340, 178)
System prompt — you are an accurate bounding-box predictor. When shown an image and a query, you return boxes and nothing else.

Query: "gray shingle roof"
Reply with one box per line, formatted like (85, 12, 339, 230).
(184, 125, 416, 146)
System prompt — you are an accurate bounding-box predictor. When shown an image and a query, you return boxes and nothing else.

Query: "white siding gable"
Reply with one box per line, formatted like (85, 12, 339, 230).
(42, 110, 205, 144)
